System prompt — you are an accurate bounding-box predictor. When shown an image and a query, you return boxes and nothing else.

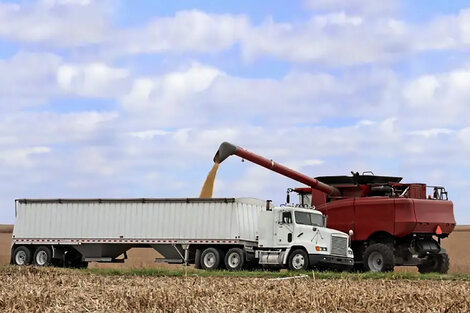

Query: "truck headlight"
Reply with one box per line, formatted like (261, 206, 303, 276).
(315, 246, 328, 252)
(348, 249, 353, 255)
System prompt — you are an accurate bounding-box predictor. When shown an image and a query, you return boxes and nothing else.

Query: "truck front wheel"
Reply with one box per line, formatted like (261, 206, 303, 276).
(12, 246, 32, 266)
(418, 253, 450, 274)
(33, 246, 52, 267)
(363, 243, 394, 272)
(288, 249, 309, 271)
(224, 248, 245, 271)
(200, 247, 222, 270)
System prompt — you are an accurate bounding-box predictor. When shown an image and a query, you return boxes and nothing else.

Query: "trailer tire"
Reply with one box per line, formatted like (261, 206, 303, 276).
(224, 248, 245, 271)
(363, 243, 394, 272)
(33, 246, 53, 267)
(12, 246, 32, 266)
(200, 247, 222, 270)
(194, 249, 202, 269)
(418, 253, 450, 274)
(288, 249, 309, 271)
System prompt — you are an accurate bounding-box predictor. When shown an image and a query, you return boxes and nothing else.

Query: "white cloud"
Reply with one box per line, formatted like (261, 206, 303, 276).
(41, 0, 92, 6)
(409, 129, 454, 137)
(0, 0, 109, 46)
(0, 52, 62, 107)
(240, 14, 412, 65)
(121, 63, 223, 126)
(127, 130, 170, 140)
(57, 63, 130, 98)
(403, 68, 470, 126)
(303, 0, 399, 16)
(113, 10, 249, 55)
(2, 4, 470, 67)
(0, 146, 51, 167)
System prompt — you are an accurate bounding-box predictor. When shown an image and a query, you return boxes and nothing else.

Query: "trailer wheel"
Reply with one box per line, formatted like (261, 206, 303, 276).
(224, 248, 245, 271)
(12, 246, 32, 266)
(363, 243, 394, 272)
(288, 249, 309, 271)
(418, 253, 450, 274)
(33, 246, 52, 267)
(194, 249, 202, 269)
(200, 247, 222, 270)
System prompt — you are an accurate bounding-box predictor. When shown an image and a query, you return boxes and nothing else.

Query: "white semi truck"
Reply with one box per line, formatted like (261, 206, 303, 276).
(11, 197, 354, 271)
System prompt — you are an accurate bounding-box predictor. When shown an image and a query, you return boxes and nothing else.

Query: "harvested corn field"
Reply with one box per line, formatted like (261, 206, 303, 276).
(0, 266, 469, 313)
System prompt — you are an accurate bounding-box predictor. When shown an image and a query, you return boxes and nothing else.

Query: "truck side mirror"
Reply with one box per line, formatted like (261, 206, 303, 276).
(286, 193, 290, 204)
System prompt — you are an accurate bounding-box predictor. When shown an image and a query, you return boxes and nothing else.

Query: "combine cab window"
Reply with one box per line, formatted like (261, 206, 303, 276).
(295, 211, 324, 227)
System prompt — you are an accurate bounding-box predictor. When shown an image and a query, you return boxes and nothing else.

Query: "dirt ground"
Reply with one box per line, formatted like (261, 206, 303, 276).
(2, 224, 469, 273)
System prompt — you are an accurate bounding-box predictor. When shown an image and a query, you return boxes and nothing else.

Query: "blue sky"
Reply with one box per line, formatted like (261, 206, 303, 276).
(1, 0, 470, 224)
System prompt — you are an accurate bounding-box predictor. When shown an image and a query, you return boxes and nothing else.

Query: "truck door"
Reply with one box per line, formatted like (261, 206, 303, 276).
(275, 211, 293, 246)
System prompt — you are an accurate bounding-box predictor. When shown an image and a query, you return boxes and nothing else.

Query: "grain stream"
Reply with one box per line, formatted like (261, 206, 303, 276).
(199, 162, 219, 198)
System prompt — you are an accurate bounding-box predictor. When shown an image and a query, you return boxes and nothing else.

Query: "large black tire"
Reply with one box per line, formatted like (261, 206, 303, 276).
(194, 249, 202, 269)
(12, 246, 32, 266)
(288, 249, 309, 271)
(418, 253, 450, 274)
(224, 248, 245, 271)
(200, 247, 222, 270)
(33, 246, 53, 267)
(363, 243, 395, 272)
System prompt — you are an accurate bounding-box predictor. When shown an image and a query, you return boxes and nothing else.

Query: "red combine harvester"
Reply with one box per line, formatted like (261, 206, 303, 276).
(214, 142, 456, 273)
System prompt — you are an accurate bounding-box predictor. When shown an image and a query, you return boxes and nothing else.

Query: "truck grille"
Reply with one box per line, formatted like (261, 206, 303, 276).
(331, 235, 348, 256)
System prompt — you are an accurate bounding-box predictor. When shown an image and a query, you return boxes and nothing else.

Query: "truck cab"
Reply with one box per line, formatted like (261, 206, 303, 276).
(255, 205, 354, 271)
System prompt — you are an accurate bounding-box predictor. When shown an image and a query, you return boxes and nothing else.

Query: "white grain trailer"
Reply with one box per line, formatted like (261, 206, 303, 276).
(11, 197, 354, 271)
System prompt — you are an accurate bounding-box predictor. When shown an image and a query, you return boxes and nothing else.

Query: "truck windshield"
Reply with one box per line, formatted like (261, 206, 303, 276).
(294, 211, 324, 227)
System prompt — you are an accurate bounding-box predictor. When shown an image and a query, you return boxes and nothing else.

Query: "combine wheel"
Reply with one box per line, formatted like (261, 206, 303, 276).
(200, 247, 222, 270)
(224, 248, 245, 271)
(418, 253, 450, 274)
(363, 243, 394, 272)
(288, 249, 309, 271)
(33, 246, 53, 267)
(12, 246, 32, 266)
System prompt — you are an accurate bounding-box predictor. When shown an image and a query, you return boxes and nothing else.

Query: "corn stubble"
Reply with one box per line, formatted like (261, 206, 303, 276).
(0, 267, 469, 313)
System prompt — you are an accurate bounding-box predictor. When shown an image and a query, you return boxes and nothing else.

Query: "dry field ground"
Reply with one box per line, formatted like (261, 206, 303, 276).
(0, 266, 469, 313)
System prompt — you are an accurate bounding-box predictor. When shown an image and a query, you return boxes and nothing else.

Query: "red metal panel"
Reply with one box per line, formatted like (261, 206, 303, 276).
(412, 199, 455, 234)
(318, 198, 355, 237)
(353, 198, 395, 241)
(409, 184, 426, 199)
(393, 198, 417, 237)
(311, 189, 326, 207)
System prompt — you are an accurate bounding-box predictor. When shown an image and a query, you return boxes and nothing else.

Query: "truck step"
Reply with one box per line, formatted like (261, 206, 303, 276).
(155, 258, 184, 264)
(83, 257, 125, 263)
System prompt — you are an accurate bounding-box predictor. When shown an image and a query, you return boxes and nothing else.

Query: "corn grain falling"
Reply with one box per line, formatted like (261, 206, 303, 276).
(199, 161, 220, 198)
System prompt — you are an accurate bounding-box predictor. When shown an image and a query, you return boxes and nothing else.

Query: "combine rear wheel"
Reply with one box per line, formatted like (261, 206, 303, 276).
(418, 253, 450, 274)
(12, 246, 32, 266)
(363, 243, 394, 272)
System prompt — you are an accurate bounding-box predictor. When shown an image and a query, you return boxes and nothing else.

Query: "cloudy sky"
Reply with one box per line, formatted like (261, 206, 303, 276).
(1, 0, 470, 224)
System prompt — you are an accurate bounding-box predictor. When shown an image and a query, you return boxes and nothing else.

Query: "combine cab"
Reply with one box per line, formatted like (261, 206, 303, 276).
(214, 142, 456, 273)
